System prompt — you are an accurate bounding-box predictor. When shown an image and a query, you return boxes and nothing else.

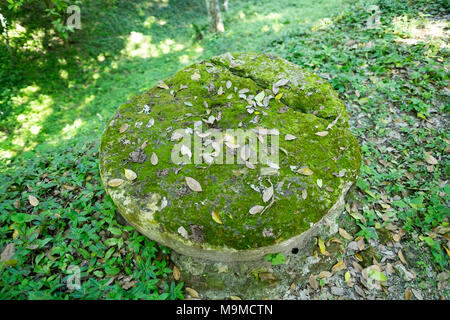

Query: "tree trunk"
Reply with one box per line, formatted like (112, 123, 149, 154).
(223, 0, 229, 11)
(0, 12, 14, 60)
(205, 0, 224, 33)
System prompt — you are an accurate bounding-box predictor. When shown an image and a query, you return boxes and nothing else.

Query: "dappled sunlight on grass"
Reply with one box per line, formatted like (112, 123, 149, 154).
(392, 15, 449, 47)
(60, 118, 84, 140)
(0, 0, 352, 163)
(2, 88, 54, 158)
(122, 32, 186, 59)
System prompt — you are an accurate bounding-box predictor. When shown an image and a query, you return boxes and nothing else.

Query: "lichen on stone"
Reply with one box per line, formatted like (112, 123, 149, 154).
(99, 52, 361, 255)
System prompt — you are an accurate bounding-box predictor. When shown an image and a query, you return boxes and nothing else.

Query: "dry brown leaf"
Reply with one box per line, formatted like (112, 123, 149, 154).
(211, 211, 223, 224)
(177, 226, 189, 239)
(318, 271, 332, 279)
(353, 261, 363, 272)
(108, 179, 124, 187)
(151, 152, 158, 165)
(119, 123, 129, 133)
(302, 189, 307, 200)
(0, 243, 15, 262)
(398, 249, 407, 265)
(405, 287, 412, 300)
(309, 274, 318, 290)
(124, 169, 137, 181)
(332, 261, 346, 273)
(157, 81, 169, 89)
(28, 195, 39, 207)
(262, 186, 273, 203)
(185, 177, 202, 192)
(424, 153, 438, 165)
(290, 282, 296, 293)
(315, 131, 329, 137)
(173, 266, 180, 280)
(13, 199, 21, 209)
(185, 287, 199, 298)
(297, 167, 314, 176)
(249, 205, 264, 215)
(339, 228, 353, 240)
(285, 134, 297, 141)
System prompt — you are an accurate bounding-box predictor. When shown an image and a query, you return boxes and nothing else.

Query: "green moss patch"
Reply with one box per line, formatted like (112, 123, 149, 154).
(99, 52, 361, 250)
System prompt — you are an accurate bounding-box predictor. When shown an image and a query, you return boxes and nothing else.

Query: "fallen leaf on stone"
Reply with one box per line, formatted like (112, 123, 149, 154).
(173, 266, 180, 280)
(317, 179, 323, 188)
(285, 134, 297, 141)
(315, 131, 329, 137)
(28, 195, 39, 207)
(211, 211, 223, 224)
(185, 287, 199, 298)
(318, 271, 332, 279)
(309, 274, 318, 290)
(108, 179, 124, 187)
(191, 72, 200, 81)
(255, 91, 265, 102)
(151, 152, 158, 165)
(274, 78, 289, 87)
(230, 296, 241, 300)
(263, 186, 273, 203)
(297, 167, 314, 176)
(119, 123, 128, 133)
(302, 189, 307, 200)
(124, 169, 137, 181)
(186, 177, 202, 192)
(339, 228, 353, 240)
(249, 205, 264, 215)
(177, 226, 189, 239)
(157, 81, 169, 89)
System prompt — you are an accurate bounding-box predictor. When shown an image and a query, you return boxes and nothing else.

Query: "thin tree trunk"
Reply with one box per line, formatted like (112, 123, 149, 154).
(205, 0, 224, 33)
(223, 0, 229, 11)
(0, 13, 14, 60)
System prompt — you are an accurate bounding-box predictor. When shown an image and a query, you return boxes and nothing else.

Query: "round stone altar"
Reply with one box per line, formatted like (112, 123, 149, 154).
(99, 52, 361, 264)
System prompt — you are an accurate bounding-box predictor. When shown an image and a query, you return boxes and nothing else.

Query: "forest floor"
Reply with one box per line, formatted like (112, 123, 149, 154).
(0, 0, 448, 299)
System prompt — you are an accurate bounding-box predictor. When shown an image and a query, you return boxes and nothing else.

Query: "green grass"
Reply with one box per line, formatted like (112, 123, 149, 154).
(0, 0, 449, 299)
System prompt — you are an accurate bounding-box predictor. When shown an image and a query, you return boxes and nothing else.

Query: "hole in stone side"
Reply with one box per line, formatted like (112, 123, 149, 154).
(291, 247, 299, 254)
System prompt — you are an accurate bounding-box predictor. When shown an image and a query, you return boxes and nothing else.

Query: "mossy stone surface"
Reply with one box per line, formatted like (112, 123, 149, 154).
(99, 52, 361, 260)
